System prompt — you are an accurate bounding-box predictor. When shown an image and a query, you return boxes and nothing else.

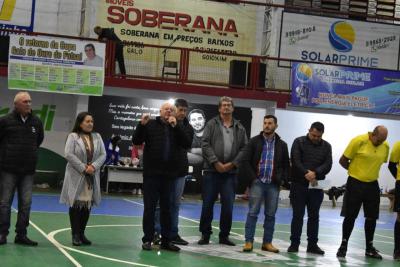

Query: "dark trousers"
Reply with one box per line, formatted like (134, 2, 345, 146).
(142, 176, 172, 243)
(69, 206, 91, 236)
(199, 172, 236, 238)
(0, 171, 34, 236)
(116, 45, 126, 75)
(289, 182, 324, 246)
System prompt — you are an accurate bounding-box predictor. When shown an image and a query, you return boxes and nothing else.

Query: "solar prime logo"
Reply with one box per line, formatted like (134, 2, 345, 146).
(296, 63, 313, 83)
(300, 20, 378, 68)
(328, 21, 355, 53)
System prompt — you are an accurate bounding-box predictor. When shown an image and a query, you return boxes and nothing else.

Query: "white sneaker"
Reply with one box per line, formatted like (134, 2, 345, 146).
(137, 189, 142, 195)
(132, 189, 137, 195)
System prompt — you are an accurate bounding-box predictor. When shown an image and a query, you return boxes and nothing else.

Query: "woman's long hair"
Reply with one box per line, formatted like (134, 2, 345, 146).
(72, 111, 93, 133)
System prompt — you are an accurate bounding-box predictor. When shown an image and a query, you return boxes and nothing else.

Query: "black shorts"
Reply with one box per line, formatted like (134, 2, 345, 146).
(341, 176, 380, 219)
(394, 180, 400, 212)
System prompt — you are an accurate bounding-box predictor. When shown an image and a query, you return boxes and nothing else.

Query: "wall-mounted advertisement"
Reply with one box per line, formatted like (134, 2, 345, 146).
(291, 62, 400, 115)
(0, 0, 35, 33)
(95, 0, 262, 53)
(93, 0, 263, 70)
(8, 35, 105, 95)
(280, 12, 400, 70)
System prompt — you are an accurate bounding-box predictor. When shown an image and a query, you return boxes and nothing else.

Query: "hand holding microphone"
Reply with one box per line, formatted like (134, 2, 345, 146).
(141, 113, 150, 125)
(168, 116, 177, 127)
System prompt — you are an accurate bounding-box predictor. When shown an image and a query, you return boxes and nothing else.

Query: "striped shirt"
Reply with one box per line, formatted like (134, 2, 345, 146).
(258, 135, 275, 183)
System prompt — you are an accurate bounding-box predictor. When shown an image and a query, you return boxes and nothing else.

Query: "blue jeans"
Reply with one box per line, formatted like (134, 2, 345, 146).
(170, 176, 186, 239)
(199, 172, 236, 238)
(289, 182, 324, 246)
(0, 171, 34, 236)
(245, 180, 279, 243)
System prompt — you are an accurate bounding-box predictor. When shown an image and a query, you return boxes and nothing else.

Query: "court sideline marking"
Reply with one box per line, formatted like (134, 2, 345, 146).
(47, 225, 158, 267)
(123, 199, 395, 251)
(11, 207, 82, 267)
(123, 199, 245, 238)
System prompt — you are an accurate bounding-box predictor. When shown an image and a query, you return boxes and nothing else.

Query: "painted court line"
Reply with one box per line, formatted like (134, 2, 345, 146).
(47, 225, 158, 267)
(123, 198, 245, 238)
(11, 208, 82, 267)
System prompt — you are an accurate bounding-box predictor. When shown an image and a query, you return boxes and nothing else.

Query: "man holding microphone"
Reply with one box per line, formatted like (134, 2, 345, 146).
(132, 102, 192, 252)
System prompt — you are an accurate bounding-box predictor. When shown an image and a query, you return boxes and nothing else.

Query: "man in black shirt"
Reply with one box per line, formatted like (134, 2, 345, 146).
(288, 121, 332, 255)
(132, 102, 192, 252)
(94, 26, 126, 75)
(0, 92, 44, 246)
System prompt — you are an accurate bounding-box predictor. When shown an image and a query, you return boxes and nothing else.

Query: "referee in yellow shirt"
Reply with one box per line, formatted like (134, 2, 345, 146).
(336, 126, 389, 260)
(388, 141, 400, 261)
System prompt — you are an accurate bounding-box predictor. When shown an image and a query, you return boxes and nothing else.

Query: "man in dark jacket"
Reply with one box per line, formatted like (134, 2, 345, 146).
(169, 99, 193, 245)
(198, 96, 248, 246)
(0, 92, 44, 246)
(241, 115, 289, 253)
(132, 102, 192, 252)
(288, 121, 332, 255)
(94, 26, 126, 75)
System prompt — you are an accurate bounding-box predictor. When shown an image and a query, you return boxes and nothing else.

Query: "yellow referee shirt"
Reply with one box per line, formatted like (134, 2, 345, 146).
(389, 141, 400, 181)
(344, 133, 389, 182)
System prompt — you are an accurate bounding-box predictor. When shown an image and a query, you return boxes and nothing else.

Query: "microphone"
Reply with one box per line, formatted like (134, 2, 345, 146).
(163, 36, 179, 54)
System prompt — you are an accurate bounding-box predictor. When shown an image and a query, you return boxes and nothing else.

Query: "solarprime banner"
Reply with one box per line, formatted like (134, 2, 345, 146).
(8, 35, 105, 96)
(291, 62, 400, 115)
(0, 0, 35, 33)
(280, 12, 400, 70)
(93, 0, 263, 64)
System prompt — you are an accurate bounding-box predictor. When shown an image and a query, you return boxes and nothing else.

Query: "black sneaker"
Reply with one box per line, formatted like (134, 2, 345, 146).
(172, 235, 189, 246)
(80, 234, 92, 245)
(14, 235, 38, 246)
(287, 244, 299, 253)
(198, 235, 210, 245)
(219, 237, 236, 246)
(365, 246, 382, 260)
(142, 241, 152, 251)
(153, 233, 161, 245)
(160, 242, 181, 252)
(72, 234, 82, 246)
(336, 245, 347, 258)
(307, 244, 325, 255)
(394, 250, 400, 261)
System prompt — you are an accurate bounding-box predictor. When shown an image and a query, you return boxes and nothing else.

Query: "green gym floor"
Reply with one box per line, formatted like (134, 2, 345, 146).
(0, 194, 398, 266)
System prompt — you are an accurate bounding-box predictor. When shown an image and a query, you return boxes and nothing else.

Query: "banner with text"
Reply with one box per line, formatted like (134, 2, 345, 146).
(8, 35, 105, 95)
(280, 12, 400, 70)
(291, 62, 400, 114)
(93, 0, 263, 67)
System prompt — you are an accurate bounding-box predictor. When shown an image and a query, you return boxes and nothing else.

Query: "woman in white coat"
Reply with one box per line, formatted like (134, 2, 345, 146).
(60, 112, 106, 246)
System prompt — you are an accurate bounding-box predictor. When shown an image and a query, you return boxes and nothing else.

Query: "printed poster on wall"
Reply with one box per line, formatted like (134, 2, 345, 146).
(291, 62, 400, 115)
(280, 12, 400, 70)
(88, 95, 252, 156)
(8, 35, 105, 95)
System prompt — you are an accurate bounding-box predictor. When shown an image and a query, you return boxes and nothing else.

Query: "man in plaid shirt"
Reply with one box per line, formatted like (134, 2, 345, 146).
(241, 115, 290, 253)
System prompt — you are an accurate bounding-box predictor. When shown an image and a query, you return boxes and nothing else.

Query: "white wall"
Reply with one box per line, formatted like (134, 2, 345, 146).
(276, 108, 399, 197)
(34, 0, 83, 35)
